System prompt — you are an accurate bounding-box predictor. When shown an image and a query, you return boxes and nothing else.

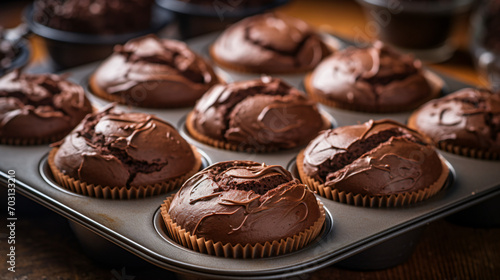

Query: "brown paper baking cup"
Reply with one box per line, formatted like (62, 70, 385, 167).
(304, 70, 443, 113)
(0, 105, 98, 146)
(438, 142, 499, 160)
(0, 132, 72, 146)
(90, 74, 223, 108)
(160, 194, 326, 259)
(186, 111, 331, 153)
(296, 150, 450, 207)
(89, 75, 129, 105)
(47, 147, 202, 199)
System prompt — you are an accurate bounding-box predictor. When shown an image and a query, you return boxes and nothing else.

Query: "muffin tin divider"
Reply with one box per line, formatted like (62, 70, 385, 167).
(1, 33, 499, 279)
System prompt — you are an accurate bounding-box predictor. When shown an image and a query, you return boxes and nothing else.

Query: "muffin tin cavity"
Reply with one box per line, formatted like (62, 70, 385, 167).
(152, 204, 335, 257)
(286, 156, 457, 204)
(39, 152, 87, 198)
(38, 149, 212, 198)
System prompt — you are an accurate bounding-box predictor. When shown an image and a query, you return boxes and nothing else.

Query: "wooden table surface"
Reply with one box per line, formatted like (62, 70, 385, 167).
(1, 0, 499, 279)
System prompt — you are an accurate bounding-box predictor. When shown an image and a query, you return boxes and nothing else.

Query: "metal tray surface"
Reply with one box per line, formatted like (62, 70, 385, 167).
(1, 33, 500, 279)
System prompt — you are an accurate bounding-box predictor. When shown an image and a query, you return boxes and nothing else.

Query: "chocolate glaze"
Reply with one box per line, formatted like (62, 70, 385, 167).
(33, 0, 154, 34)
(302, 119, 443, 195)
(190, 76, 327, 150)
(309, 41, 433, 112)
(53, 106, 196, 187)
(168, 160, 322, 245)
(90, 35, 220, 108)
(210, 12, 332, 73)
(0, 71, 92, 140)
(410, 88, 500, 154)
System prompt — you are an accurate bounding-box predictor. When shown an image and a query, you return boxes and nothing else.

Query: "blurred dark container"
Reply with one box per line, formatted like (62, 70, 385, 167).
(456, 0, 500, 228)
(0, 38, 30, 76)
(155, 0, 290, 39)
(355, 0, 474, 62)
(470, 0, 500, 91)
(24, 3, 174, 71)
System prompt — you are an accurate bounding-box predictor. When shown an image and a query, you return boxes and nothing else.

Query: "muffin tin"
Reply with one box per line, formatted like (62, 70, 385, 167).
(1, 33, 500, 279)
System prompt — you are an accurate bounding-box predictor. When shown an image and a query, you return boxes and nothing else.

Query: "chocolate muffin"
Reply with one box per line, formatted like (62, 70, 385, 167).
(305, 41, 441, 113)
(186, 76, 330, 152)
(0, 70, 92, 145)
(297, 119, 449, 207)
(89, 35, 220, 108)
(49, 106, 201, 199)
(408, 88, 500, 160)
(210, 12, 333, 74)
(33, 0, 154, 34)
(161, 160, 325, 258)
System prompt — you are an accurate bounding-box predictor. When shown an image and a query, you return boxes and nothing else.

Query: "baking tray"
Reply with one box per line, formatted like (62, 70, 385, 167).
(1, 33, 500, 279)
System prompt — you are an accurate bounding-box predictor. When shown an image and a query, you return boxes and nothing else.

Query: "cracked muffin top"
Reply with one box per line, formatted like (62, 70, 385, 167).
(52, 106, 197, 187)
(408, 88, 500, 156)
(0, 70, 92, 144)
(305, 41, 438, 113)
(187, 76, 329, 152)
(89, 35, 220, 108)
(167, 160, 323, 245)
(210, 12, 332, 74)
(301, 119, 444, 196)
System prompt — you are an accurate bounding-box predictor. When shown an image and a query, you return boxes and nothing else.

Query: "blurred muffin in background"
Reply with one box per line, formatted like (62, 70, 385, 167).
(89, 34, 220, 108)
(0, 70, 92, 145)
(408, 88, 500, 160)
(210, 12, 333, 74)
(33, 0, 155, 34)
(305, 41, 442, 113)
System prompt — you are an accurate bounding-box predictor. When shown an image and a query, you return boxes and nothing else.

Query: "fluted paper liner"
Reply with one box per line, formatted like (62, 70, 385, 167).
(438, 142, 499, 160)
(89, 75, 129, 105)
(0, 106, 98, 146)
(47, 147, 202, 199)
(0, 132, 68, 146)
(296, 150, 450, 207)
(304, 70, 443, 113)
(160, 194, 326, 258)
(407, 114, 499, 160)
(89, 75, 223, 108)
(186, 111, 331, 153)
